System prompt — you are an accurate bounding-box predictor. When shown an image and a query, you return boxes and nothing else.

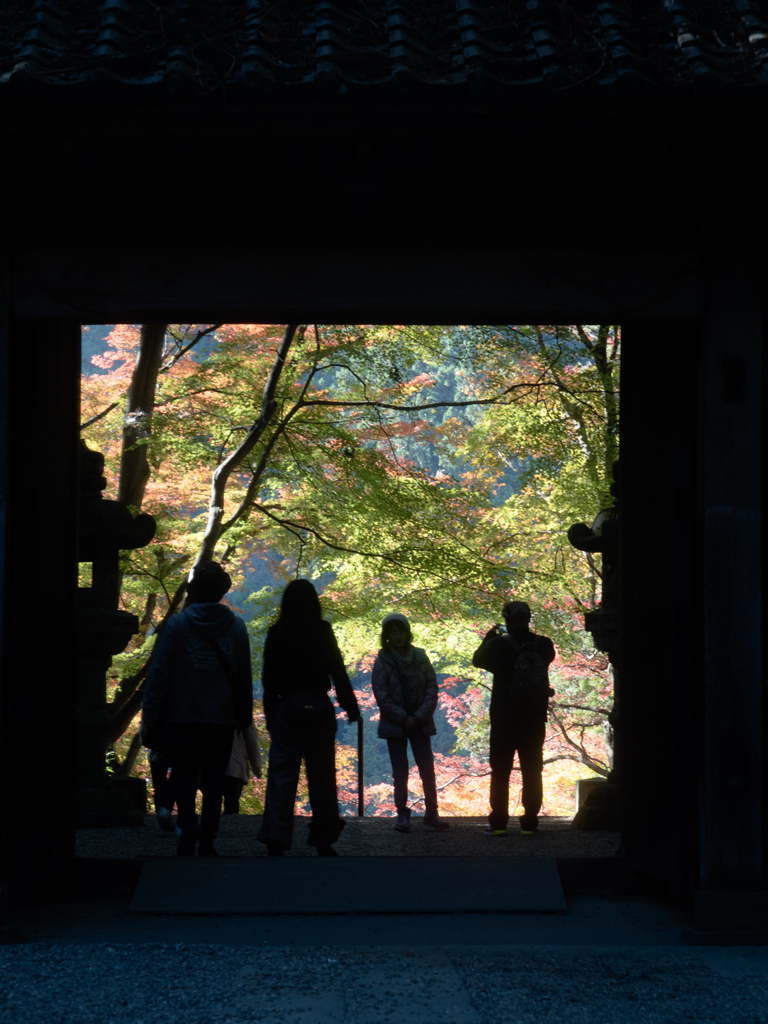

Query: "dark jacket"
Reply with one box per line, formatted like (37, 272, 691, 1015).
(143, 602, 253, 728)
(472, 627, 556, 724)
(261, 619, 359, 731)
(371, 646, 438, 739)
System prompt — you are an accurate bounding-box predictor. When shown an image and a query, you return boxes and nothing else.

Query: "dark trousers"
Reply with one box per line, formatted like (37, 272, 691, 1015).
(386, 732, 439, 817)
(489, 718, 545, 832)
(222, 776, 244, 814)
(257, 697, 344, 850)
(166, 723, 234, 837)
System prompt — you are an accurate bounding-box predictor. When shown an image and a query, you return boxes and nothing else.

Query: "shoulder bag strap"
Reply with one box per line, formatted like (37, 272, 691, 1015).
(504, 634, 540, 653)
(503, 633, 523, 653)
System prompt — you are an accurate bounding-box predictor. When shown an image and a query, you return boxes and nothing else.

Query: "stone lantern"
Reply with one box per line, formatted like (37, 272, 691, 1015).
(76, 440, 156, 826)
(567, 459, 621, 829)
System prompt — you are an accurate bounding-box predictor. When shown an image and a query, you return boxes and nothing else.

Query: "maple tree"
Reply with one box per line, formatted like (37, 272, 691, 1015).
(81, 322, 619, 816)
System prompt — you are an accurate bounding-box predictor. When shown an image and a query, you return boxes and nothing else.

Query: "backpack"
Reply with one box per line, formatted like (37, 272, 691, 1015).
(503, 634, 551, 712)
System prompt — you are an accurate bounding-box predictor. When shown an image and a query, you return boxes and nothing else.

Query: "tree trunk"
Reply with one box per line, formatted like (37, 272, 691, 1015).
(117, 323, 167, 510)
(108, 686, 146, 747)
(114, 731, 142, 777)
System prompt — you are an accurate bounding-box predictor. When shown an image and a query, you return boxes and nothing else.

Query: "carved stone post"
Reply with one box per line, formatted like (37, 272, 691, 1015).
(567, 459, 621, 829)
(76, 441, 155, 826)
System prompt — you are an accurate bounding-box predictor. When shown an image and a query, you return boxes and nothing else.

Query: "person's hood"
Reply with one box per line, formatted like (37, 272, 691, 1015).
(182, 602, 235, 637)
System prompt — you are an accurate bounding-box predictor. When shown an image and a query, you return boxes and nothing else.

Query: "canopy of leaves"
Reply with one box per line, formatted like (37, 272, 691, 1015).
(82, 322, 619, 812)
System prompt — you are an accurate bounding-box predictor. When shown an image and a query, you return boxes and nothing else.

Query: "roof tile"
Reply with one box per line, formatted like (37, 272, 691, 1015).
(0, 0, 765, 96)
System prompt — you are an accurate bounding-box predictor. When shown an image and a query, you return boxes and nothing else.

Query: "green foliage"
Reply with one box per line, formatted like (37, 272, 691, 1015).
(82, 321, 619, 798)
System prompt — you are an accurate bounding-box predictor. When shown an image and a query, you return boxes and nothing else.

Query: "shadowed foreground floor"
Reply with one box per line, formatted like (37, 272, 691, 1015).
(5, 937, 768, 1023)
(76, 814, 620, 858)
(14, 820, 763, 1023)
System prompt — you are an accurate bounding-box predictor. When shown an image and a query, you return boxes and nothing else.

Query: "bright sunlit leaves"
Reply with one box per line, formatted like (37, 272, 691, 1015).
(83, 323, 619, 814)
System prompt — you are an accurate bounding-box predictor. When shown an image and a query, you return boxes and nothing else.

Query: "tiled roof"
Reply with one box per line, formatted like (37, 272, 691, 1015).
(1, 0, 767, 97)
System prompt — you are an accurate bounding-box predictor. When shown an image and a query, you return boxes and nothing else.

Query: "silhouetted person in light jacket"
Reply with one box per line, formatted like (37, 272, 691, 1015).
(472, 600, 555, 836)
(372, 613, 449, 833)
(142, 561, 253, 856)
(257, 579, 360, 857)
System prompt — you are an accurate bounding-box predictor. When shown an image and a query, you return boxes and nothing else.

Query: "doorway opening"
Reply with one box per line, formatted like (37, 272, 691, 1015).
(78, 322, 620, 859)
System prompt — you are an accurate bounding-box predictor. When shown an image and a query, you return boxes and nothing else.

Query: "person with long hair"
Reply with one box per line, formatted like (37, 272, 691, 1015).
(257, 579, 360, 856)
(372, 613, 449, 833)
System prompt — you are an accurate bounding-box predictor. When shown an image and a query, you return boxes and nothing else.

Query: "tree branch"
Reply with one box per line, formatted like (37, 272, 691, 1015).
(80, 401, 119, 431)
(162, 323, 223, 372)
(300, 378, 552, 413)
(108, 578, 187, 719)
(548, 706, 610, 777)
(216, 329, 323, 538)
(107, 688, 145, 747)
(195, 324, 300, 565)
(114, 732, 142, 777)
(551, 702, 611, 716)
(251, 503, 415, 568)
(409, 769, 492, 806)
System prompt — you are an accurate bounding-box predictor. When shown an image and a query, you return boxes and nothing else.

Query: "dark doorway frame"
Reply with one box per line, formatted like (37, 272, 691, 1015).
(1, 237, 765, 934)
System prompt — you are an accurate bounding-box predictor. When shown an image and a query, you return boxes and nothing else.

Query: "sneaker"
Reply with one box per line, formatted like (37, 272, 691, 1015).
(156, 807, 174, 833)
(424, 816, 450, 831)
(394, 813, 410, 834)
(484, 825, 509, 836)
(520, 828, 538, 836)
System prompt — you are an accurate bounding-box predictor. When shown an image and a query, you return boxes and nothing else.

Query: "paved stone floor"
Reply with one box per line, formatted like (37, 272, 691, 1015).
(4, 899, 768, 1023)
(8, 818, 763, 1022)
(76, 814, 620, 859)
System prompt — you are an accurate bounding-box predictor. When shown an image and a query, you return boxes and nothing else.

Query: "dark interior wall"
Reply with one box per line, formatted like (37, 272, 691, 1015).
(0, 319, 80, 905)
(623, 293, 766, 898)
(695, 257, 764, 892)
(765, 313, 768, 890)
(0, 256, 8, 916)
(0, 130, 743, 255)
(0, 303, 761, 905)
(0, 96, 765, 902)
(621, 319, 701, 896)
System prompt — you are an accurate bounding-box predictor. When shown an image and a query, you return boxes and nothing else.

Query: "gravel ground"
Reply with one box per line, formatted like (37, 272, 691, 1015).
(2, 943, 768, 1023)
(76, 815, 620, 858)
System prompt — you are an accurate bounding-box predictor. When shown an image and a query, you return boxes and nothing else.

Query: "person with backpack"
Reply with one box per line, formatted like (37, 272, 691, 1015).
(371, 613, 449, 833)
(141, 561, 254, 857)
(472, 600, 555, 836)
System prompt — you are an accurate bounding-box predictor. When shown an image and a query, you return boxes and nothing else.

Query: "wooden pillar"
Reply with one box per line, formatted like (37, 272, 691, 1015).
(0, 318, 80, 905)
(621, 319, 700, 896)
(0, 255, 9, 924)
(696, 257, 764, 895)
